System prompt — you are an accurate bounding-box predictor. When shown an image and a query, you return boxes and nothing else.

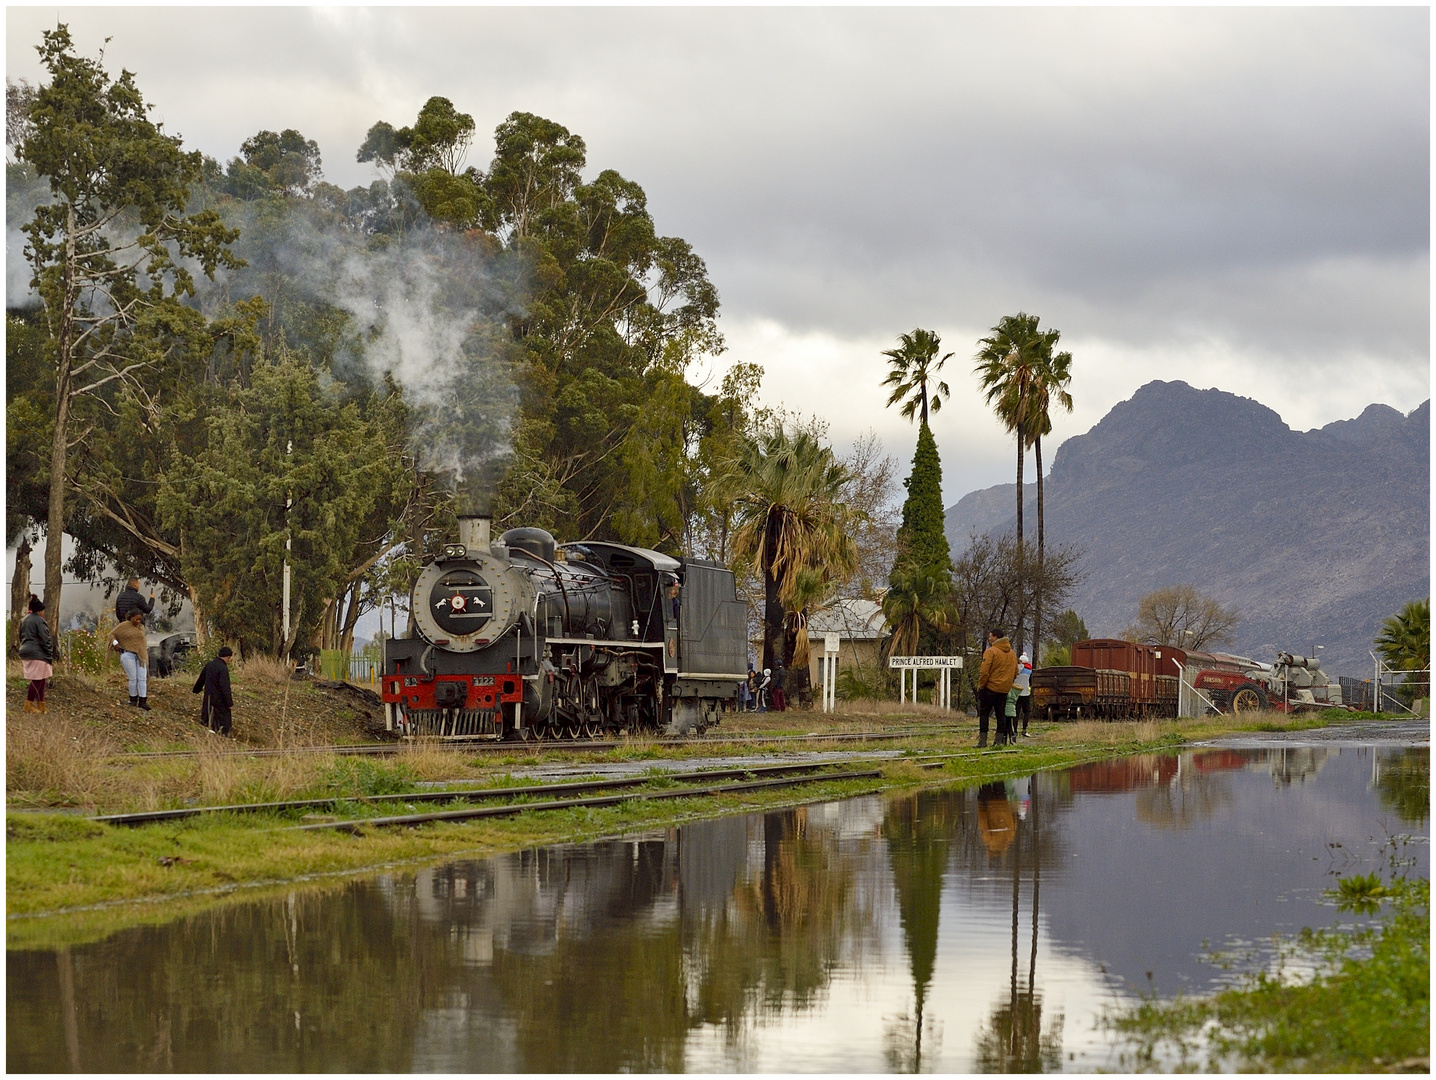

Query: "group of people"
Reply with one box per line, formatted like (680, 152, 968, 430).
(975, 627, 1033, 747)
(117, 578, 234, 732)
(16, 576, 234, 735)
(738, 662, 787, 712)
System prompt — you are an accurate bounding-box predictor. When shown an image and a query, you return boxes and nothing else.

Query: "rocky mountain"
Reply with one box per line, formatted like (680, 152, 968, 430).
(945, 381, 1430, 677)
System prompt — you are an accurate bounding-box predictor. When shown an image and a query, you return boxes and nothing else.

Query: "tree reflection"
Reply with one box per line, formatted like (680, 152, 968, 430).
(1376, 748, 1429, 825)
(974, 778, 1065, 1074)
(689, 807, 865, 1026)
(882, 790, 956, 1071)
(6, 882, 436, 1072)
(478, 807, 867, 1069)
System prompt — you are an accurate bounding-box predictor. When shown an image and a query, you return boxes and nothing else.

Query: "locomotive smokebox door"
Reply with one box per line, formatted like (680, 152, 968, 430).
(430, 569, 494, 635)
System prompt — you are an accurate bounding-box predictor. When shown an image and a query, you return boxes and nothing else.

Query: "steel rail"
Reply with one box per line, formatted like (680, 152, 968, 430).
(297, 767, 904, 832)
(113, 727, 966, 761)
(91, 759, 906, 827)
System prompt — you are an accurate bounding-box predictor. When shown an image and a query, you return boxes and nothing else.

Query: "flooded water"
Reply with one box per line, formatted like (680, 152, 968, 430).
(8, 740, 1428, 1072)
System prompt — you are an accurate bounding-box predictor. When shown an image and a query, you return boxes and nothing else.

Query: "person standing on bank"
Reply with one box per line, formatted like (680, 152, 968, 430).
(772, 662, 787, 712)
(115, 577, 155, 622)
(19, 595, 55, 713)
(111, 610, 152, 710)
(976, 628, 1018, 747)
(757, 668, 772, 712)
(1015, 651, 1034, 737)
(193, 646, 234, 735)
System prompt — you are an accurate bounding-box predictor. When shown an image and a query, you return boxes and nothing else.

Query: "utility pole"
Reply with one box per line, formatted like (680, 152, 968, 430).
(282, 439, 293, 665)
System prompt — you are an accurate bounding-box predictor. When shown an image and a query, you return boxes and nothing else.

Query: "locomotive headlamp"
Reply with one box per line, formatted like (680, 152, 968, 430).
(442, 544, 468, 559)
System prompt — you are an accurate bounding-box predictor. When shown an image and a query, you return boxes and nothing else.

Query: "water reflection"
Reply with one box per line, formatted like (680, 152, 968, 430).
(8, 744, 1427, 1072)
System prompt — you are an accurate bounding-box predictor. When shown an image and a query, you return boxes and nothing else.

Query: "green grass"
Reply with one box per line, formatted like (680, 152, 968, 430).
(1109, 857, 1430, 1072)
(6, 711, 1398, 952)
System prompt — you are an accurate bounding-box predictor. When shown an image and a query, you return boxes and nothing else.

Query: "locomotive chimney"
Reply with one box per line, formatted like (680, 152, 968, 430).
(454, 471, 495, 553)
(458, 515, 490, 552)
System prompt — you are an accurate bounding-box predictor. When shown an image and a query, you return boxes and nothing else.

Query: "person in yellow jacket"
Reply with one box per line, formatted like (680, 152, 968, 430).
(977, 628, 1018, 746)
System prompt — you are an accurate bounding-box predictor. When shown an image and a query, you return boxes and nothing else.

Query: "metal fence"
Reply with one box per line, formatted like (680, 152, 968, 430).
(1341, 672, 1430, 715)
(1174, 661, 1219, 718)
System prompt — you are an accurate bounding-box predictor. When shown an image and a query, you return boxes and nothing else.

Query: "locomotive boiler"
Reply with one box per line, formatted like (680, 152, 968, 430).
(381, 515, 749, 740)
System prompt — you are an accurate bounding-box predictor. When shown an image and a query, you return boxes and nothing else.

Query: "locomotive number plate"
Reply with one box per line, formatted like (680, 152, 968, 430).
(473, 676, 495, 686)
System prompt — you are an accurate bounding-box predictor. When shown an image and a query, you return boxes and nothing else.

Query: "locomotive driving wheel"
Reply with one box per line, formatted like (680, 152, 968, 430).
(1229, 685, 1266, 714)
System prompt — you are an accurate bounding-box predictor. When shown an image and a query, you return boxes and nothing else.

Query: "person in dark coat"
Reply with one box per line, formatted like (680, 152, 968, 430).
(19, 595, 55, 713)
(115, 578, 155, 622)
(192, 646, 234, 735)
(771, 662, 788, 712)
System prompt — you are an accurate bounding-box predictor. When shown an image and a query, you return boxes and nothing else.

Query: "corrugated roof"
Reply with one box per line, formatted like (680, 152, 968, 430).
(806, 597, 886, 640)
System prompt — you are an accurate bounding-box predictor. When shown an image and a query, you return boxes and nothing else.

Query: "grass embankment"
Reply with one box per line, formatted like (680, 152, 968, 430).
(4, 701, 1405, 951)
(1110, 866, 1430, 1072)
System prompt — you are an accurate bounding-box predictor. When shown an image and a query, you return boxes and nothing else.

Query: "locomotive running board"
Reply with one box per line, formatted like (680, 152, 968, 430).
(544, 638, 666, 647)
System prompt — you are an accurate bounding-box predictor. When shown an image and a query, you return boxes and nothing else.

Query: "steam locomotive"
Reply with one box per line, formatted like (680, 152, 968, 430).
(381, 517, 749, 739)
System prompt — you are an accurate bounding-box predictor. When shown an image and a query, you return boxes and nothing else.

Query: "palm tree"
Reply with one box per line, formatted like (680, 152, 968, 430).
(974, 314, 1074, 659)
(974, 313, 1055, 650)
(882, 565, 951, 658)
(728, 428, 858, 672)
(1024, 347, 1074, 667)
(1375, 598, 1430, 673)
(882, 328, 952, 428)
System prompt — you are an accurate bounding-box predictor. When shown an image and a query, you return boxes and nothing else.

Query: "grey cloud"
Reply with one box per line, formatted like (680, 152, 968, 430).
(7, 6, 1427, 454)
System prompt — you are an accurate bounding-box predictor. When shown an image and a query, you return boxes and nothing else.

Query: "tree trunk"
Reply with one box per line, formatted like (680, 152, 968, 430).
(762, 512, 783, 672)
(44, 211, 80, 642)
(1033, 435, 1044, 668)
(338, 579, 363, 653)
(187, 582, 209, 646)
(1014, 435, 1025, 653)
(282, 595, 304, 660)
(9, 534, 32, 655)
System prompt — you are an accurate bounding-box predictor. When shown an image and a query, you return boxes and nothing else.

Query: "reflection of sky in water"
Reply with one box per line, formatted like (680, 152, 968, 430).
(6, 744, 1428, 1073)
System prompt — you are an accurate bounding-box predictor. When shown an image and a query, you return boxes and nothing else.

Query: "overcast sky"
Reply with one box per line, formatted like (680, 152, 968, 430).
(7, 6, 1430, 505)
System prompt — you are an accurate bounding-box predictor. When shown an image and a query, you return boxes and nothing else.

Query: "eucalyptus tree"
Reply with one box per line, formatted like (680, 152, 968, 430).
(727, 427, 857, 672)
(18, 24, 242, 636)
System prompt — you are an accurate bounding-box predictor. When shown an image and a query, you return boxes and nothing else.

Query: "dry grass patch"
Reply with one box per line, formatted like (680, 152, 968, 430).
(7, 715, 121, 807)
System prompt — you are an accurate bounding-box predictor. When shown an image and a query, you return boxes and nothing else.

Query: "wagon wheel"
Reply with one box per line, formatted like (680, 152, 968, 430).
(1229, 685, 1266, 714)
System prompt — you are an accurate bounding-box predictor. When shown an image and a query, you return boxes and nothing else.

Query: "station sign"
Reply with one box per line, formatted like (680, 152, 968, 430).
(888, 656, 963, 668)
(824, 632, 841, 654)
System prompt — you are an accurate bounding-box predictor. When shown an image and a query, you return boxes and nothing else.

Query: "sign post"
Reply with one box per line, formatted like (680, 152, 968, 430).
(822, 632, 841, 713)
(888, 655, 963, 711)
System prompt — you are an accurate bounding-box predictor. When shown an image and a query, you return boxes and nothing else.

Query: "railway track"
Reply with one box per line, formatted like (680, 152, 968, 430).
(93, 758, 939, 828)
(114, 726, 967, 761)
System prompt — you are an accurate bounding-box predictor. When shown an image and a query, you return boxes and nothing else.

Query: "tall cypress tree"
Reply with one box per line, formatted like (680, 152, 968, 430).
(893, 422, 952, 579)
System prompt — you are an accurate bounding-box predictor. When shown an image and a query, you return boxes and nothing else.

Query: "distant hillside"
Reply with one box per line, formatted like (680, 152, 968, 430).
(945, 381, 1430, 676)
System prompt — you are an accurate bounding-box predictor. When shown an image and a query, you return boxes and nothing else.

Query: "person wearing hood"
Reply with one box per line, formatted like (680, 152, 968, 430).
(1014, 651, 1034, 737)
(757, 667, 772, 712)
(977, 628, 1018, 746)
(18, 595, 55, 713)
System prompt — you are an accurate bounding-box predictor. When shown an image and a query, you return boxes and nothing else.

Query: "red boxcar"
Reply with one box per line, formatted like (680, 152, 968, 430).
(1072, 639, 1176, 716)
